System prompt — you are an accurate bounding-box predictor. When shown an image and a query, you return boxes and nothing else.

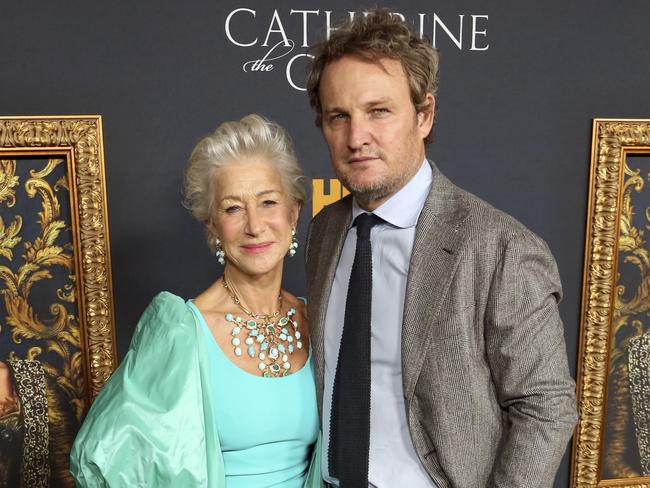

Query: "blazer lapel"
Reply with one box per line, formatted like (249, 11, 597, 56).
(401, 167, 469, 402)
(309, 197, 352, 414)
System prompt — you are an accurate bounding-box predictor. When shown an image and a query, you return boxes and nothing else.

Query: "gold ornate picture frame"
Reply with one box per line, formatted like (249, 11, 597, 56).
(573, 119, 650, 486)
(0, 116, 116, 486)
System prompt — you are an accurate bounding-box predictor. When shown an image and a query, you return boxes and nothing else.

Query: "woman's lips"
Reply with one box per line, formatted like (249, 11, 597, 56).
(241, 242, 273, 253)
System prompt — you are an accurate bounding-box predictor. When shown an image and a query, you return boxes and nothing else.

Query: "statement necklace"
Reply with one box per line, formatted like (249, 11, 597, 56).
(222, 276, 303, 377)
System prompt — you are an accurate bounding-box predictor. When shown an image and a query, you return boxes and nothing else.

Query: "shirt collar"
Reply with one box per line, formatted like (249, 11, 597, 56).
(351, 159, 432, 229)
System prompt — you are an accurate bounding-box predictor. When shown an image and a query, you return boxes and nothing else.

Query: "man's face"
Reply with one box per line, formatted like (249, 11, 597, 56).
(318, 55, 434, 210)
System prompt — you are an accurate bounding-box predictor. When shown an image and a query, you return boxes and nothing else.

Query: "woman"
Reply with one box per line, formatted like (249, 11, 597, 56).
(70, 115, 321, 487)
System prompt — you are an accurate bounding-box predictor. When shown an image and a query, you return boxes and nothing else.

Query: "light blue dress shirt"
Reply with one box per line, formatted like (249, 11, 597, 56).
(322, 160, 437, 487)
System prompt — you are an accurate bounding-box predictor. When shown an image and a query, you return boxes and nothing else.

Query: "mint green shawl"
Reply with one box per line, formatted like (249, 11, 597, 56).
(70, 292, 322, 487)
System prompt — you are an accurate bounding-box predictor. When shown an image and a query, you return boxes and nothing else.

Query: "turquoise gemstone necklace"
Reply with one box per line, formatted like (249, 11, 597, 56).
(222, 276, 303, 377)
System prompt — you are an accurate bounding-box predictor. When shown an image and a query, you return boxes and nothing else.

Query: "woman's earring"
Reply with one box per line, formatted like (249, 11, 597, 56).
(288, 228, 298, 257)
(215, 237, 225, 265)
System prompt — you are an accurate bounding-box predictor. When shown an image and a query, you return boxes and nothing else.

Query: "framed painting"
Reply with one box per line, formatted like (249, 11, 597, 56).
(573, 119, 650, 487)
(0, 116, 116, 487)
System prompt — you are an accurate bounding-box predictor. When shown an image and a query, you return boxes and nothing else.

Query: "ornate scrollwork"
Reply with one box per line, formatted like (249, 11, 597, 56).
(604, 160, 650, 478)
(0, 117, 115, 402)
(573, 120, 650, 487)
(0, 160, 19, 208)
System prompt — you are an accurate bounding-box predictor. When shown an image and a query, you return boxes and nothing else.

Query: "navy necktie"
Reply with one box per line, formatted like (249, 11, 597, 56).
(329, 212, 382, 487)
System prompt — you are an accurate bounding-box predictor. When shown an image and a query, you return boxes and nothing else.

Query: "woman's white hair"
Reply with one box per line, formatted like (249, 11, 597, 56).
(183, 114, 307, 248)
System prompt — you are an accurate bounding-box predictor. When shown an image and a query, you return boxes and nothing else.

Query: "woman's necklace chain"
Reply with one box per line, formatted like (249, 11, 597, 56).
(221, 276, 303, 377)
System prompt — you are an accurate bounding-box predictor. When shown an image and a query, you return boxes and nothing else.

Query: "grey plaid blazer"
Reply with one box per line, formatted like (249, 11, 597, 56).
(305, 162, 577, 487)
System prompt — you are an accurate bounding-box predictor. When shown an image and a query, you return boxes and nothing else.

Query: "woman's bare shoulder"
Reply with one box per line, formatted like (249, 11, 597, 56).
(192, 280, 228, 314)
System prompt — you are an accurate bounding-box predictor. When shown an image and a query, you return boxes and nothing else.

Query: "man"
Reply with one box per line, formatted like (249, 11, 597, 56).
(304, 9, 577, 488)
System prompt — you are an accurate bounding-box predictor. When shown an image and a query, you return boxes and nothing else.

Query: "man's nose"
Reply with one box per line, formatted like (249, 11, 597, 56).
(347, 116, 371, 150)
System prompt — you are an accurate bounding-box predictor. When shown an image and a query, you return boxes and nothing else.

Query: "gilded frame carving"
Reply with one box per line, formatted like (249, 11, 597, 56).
(572, 119, 650, 486)
(0, 115, 116, 404)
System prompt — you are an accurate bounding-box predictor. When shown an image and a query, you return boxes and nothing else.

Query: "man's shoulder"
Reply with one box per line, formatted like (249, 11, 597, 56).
(310, 194, 352, 231)
(305, 195, 351, 268)
(463, 187, 531, 235)
(431, 173, 545, 247)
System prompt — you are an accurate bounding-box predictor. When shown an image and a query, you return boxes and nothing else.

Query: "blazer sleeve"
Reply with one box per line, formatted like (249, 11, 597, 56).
(70, 292, 213, 488)
(484, 232, 577, 487)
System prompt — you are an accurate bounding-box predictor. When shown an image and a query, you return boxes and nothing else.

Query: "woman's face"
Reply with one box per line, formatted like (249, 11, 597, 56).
(211, 156, 299, 278)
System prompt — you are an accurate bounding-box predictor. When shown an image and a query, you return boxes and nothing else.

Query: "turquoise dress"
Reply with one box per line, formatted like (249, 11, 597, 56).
(70, 292, 322, 488)
(189, 302, 318, 487)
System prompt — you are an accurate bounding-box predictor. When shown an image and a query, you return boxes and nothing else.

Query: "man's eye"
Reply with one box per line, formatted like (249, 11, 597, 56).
(225, 206, 241, 214)
(372, 108, 389, 115)
(329, 113, 347, 123)
(263, 200, 277, 206)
